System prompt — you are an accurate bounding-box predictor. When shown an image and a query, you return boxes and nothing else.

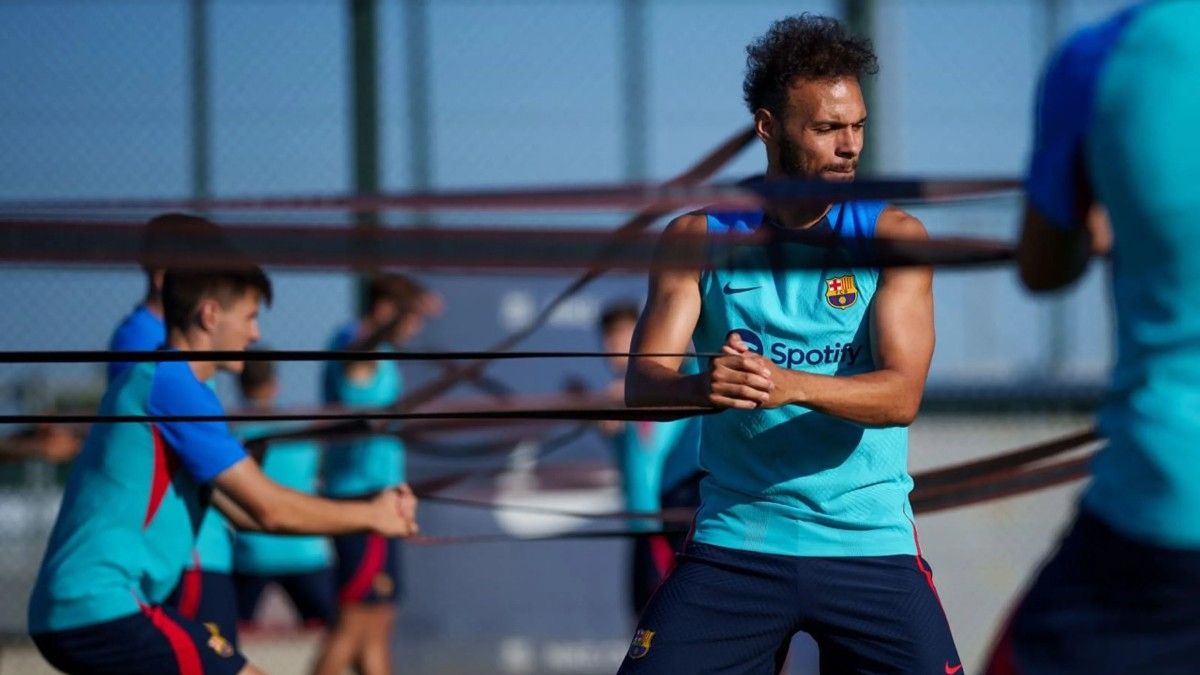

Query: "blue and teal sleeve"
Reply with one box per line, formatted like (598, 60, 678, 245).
(1026, 9, 1136, 230)
(149, 362, 247, 483)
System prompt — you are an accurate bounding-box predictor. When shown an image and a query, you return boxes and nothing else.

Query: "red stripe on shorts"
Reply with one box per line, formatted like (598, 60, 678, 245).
(141, 605, 203, 675)
(909, 516, 946, 610)
(649, 534, 676, 579)
(338, 534, 388, 604)
(177, 551, 203, 619)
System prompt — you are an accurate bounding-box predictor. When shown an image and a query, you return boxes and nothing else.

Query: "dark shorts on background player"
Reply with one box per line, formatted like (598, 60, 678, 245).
(629, 471, 704, 616)
(333, 532, 403, 606)
(167, 569, 240, 649)
(618, 542, 960, 675)
(32, 604, 246, 675)
(986, 511, 1200, 675)
(630, 534, 676, 617)
(235, 568, 338, 626)
(661, 470, 702, 551)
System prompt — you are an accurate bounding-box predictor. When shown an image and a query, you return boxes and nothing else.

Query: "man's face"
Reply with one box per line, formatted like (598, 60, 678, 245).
(387, 311, 425, 347)
(209, 290, 262, 374)
(602, 318, 637, 375)
(373, 297, 429, 348)
(773, 76, 866, 181)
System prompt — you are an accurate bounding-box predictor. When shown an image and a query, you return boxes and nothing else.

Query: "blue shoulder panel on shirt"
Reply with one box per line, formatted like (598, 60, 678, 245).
(1026, 6, 1140, 230)
(106, 305, 166, 383)
(148, 361, 246, 483)
(829, 201, 886, 240)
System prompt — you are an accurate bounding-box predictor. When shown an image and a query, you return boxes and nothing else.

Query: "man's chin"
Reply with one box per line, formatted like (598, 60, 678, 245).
(822, 171, 856, 182)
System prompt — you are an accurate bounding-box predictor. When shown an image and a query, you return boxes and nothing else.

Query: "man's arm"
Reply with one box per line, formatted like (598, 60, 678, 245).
(212, 457, 417, 537)
(625, 213, 772, 409)
(1018, 201, 1093, 292)
(1018, 24, 1115, 292)
(749, 207, 934, 426)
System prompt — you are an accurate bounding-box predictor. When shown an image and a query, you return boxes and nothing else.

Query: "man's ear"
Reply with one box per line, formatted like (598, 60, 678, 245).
(197, 298, 220, 332)
(754, 108, 777, 144)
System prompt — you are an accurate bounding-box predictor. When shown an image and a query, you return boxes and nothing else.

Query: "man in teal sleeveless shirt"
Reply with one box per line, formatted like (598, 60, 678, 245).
(986, 3, 1200, 674)
(619, 15, 959, 674)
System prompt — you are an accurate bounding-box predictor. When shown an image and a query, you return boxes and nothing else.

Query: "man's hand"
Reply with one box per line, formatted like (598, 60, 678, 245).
(36, 424, 82, 463)
(370, 485, 419, 538)
(705, 332, 775, 409)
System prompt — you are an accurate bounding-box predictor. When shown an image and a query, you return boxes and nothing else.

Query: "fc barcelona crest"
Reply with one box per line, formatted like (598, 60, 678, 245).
(204, 623, 235, 658)
(825, 274, 858, 309)
(628, 628, 656, 659)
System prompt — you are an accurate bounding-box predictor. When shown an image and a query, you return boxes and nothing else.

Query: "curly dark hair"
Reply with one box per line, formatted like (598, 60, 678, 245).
(743, 14, 878, 115)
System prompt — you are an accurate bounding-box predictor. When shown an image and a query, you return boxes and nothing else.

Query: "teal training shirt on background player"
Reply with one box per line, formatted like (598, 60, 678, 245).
(192, 510, 234, 576)
(691, 203, 915, 558)
(987, 5, 1200, 674)
(321, 323, 406, 496)
(320, 320, 407, 610)
(1023, 1, 1200, 549)
(232, 423, 337, 628)
(1079, 4, 1200, 549)
(234, 424, 331, 575)
(610, 360, 701, 531)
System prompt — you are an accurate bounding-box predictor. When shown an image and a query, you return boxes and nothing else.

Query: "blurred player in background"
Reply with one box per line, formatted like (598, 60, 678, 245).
(989, 3, 1200, 673)
(597, 301, 701, 621)
(312, 273, 439, 675)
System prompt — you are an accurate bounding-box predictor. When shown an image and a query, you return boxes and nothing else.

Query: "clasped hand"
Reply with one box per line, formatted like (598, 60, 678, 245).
(703, 332, 784, 409)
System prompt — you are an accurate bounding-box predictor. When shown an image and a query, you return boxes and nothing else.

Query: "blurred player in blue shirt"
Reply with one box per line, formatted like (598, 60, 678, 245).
(988, 3, 1200, 674)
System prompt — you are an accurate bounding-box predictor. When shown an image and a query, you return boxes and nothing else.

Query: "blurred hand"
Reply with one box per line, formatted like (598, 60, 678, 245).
(1087, 204, 1112, 256)
(393, 483, 418, 524)
(37, 424, 81, 464)
(370, 485, 419, 538)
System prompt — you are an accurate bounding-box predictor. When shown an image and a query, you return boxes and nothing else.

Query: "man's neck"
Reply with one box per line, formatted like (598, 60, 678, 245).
(142, 295, 164, 319)
(167, 329, 218, 382)
(762, 166, 833, 229)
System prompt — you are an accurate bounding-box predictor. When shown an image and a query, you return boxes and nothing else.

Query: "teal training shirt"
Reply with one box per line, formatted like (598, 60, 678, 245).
(28, 360, 246, 632)
(233, 422, 332, 574)
(690, 204, 916, 557)
(611, 419, 691, 532)
(1029, 1, 1200, 548)
(193, 508, 233, 573)
(321, 322, 406, 497)
(609, 359, 702, 531)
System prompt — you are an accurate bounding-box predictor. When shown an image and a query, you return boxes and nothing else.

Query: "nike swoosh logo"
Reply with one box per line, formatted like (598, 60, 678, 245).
(722, 282, 761, 295)
(944, 663, 963, 674)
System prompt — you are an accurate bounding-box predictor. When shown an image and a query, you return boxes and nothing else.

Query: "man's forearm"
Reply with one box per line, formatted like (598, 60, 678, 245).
(260, 489, 377, 536)
(625, 361, 706, 407)
(778, 368, 922, 427)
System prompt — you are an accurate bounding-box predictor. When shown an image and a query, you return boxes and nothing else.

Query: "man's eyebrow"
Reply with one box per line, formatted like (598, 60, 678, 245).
(810, 116, 868, 126)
